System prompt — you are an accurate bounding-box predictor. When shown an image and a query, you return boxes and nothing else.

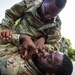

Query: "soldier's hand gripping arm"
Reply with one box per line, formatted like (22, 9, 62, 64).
(0, 34, 38, 58)
(0, 29, 13, 43)
(18, 34, 38, 59)
(34, 36, 45, 51)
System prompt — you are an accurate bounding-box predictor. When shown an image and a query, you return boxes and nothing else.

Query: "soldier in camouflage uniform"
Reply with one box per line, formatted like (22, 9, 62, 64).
(0, 0, 68, 75)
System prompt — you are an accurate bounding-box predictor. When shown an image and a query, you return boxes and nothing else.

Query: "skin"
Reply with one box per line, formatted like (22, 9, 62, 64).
(18, 35, 37, 59)
(36, 51, 64, 75)
(39, 0, 62, 22)
(34, 37, 45, 50)
(0, 29, 13, 43)
(19, 35, 45, 59)
(19, 35, 36, 50)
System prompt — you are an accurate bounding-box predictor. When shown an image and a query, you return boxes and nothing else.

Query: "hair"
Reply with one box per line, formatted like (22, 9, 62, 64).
(44, 0, 67, 9)
(55, 0, 67, 8)
(54, 54, 73, 75)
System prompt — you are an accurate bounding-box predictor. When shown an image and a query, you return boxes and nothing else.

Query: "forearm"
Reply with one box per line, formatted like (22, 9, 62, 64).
(12, 34, 32, 46)
(45, 33, 61, 51)
(0, 34, 30, 58)
(12, 34, 20, 46)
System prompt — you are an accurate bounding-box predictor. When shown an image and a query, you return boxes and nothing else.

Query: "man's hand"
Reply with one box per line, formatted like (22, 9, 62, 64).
(19, 35, 37, 59)
(19, 35, 36, 50)
(0, 29, 13, 43)
(34, 37, 45, 51)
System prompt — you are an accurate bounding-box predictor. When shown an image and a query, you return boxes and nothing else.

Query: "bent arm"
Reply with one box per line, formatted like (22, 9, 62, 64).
(45, 16, 61, 52)
(0, 0, 26, 30)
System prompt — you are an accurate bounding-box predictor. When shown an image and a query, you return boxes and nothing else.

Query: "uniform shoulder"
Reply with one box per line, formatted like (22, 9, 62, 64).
(23, 0, 42, 5)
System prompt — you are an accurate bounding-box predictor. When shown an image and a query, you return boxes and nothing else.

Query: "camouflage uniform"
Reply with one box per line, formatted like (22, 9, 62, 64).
(0, 0, 61, 75)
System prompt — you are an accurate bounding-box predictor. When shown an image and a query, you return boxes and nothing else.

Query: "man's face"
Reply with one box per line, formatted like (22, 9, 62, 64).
(40, 0, 61, 22)
(37, 51, 64, 73)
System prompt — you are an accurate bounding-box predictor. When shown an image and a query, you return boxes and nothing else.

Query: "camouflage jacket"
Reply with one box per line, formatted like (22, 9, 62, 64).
(0, 0, 61, 75)
(0, 0, 61, 51)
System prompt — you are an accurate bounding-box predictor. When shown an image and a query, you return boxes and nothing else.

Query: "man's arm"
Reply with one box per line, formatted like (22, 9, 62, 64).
(34, 36, 45, 51)
(0, 33, 37, 59)
(10, 34, 37, 59)
(0, 1, 26, 42)
(0, 1, 26, 30)
(44, 16, 61, 52)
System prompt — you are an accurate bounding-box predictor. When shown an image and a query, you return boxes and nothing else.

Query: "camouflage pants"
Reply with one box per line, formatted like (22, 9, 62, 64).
(0, 40, 42, 75)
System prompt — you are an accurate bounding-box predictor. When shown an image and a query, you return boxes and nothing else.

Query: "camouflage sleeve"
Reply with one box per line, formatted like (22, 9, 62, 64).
(0, 0, 26, 30)
(0, 33, 20, 57)
(12, 34, 20, 46)
(45, 16, 62, 51)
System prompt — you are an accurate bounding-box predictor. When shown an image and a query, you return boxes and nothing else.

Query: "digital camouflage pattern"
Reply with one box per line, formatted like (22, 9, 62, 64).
(0, 0, 61, 75)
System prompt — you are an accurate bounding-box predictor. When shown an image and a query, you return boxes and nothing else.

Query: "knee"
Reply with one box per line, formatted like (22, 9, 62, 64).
(1, 58, 19, 75)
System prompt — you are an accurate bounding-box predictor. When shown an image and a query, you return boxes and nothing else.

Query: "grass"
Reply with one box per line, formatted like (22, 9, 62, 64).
(70, 57, 75, 62)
